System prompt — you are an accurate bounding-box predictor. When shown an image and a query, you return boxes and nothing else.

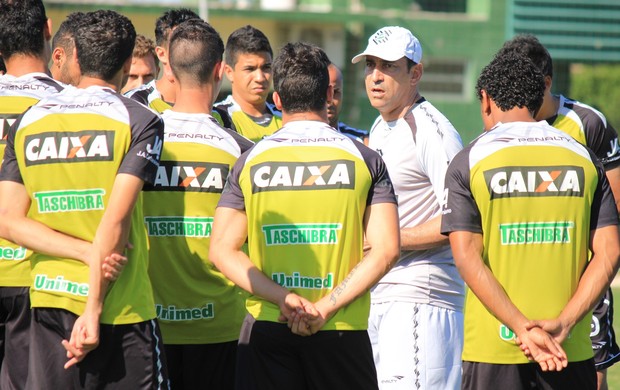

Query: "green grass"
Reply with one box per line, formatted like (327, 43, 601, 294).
(608, 287, 620, 389)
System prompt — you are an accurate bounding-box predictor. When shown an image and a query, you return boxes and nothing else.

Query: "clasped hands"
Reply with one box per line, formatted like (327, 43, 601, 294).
(515, 318, 570, 372)
(277, 292, 332, 337)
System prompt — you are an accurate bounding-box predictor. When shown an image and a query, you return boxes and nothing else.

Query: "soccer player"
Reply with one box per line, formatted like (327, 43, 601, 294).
(0, 9, 168, 388)
(0, 1, 65, 387)
(143, 19, 253, 389)
(125, 8, 200, 112)
(121, 34, 160, 94)
(126, 8, 231, 129)
(209, 41, 400, 389)
(327, 63, 369, 144)
(441, 51, 620, 390)
(49, 11, 85, 86)
(214, 25, 281, 142)
(352, 26, 465, 389)
(496, 34, 620, 390)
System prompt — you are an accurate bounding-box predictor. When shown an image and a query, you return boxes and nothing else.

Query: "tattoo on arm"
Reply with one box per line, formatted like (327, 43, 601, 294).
(329, 263, 361, 306)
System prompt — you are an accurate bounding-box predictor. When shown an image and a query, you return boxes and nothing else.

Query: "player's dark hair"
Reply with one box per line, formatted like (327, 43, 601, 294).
(497, 33, 553, 78)
(0, 0, 47, 59)
(169, 19, 224, 86)
(52, 12, 87, 56)
(224, 25, 273, 67)
(0, 56, 5, 74)
(273, 42, 330, 114)
(73, 10, 136, 81)
(476, 52, 545, 115)
(154, 8, 200, 47)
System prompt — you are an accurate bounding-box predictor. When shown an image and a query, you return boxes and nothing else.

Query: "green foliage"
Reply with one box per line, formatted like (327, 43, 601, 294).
(570, 64, 620, 128)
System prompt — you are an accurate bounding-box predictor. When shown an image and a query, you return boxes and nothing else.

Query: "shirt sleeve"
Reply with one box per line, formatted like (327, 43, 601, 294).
(589, 149, 620, 230)
(117, 98, 164, 185)
(0, 113, 25, 184)
(440, 145, 483, 235)
(217, 148, 252, 210)
(353, 142, 397, 205)
(582, 108, 620, 170)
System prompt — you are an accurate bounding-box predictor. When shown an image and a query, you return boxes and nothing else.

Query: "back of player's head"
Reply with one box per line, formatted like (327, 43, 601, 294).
(476, 51, 545, 115)
(52, 12, 86, 55)
(273, 42, 330, 114)
(169, 19, 223, 86)
(0, 0, 47, 59)
(73, 10, 136, 81)
(497, 33, 553, 78)
(154, 8, 200, 47)
(224, 25, 273, 67)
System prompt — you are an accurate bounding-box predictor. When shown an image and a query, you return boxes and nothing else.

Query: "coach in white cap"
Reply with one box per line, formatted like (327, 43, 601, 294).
(353, 26, 465, 390)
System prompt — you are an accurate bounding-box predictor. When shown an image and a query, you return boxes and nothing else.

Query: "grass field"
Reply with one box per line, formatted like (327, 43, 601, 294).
(608, 287, 620, 389)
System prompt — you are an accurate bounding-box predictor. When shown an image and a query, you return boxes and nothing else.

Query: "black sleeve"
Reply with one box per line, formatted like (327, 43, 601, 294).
(217, 148, 253, 210)
(440, 145, 483, 235)
(117, 98, 164, 185)
(213, 105, 237, 132)
(588, 148, 619, 230)
(352, 141, 397, 206)
(0, 113, 25, 184)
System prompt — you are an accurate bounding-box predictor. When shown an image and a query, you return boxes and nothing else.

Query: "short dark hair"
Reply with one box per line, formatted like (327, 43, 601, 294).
(154, 8, 200, 47)
(52, 12, 87, 55)
(0, 0, 47, 59)
(224, 25, 273, 67)
(496, 33, 553, 78)
(273, 42, 330, 114)
(73, 10, 136, 81)
(169, 19, 224, 86)
(476, 52, 545, 115)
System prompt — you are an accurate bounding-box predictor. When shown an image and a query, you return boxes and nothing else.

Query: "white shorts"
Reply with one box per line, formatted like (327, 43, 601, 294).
(368, 301, 464, 390)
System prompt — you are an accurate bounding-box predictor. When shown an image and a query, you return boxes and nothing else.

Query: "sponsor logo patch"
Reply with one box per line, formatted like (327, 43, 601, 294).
(484, 166, 584, 199)
(146, 161, 229, 193)
(24, 130, 114, 166)
(34, 189, 105, 213)
(250, 160, 355, 193)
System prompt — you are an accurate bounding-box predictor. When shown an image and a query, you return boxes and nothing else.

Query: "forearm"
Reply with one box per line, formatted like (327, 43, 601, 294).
(558, 225, 620, 330)
(2, 215, 90, 264)
(212, 247, 290, 306)
(319, 202, 400, 317)
(401, 215, 448, 251)
(451, 231, 530, 335)
(320, 248, 397, 316)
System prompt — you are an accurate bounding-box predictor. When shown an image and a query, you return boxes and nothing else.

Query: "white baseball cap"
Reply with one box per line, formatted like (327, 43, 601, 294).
(351, 26, 422, 64)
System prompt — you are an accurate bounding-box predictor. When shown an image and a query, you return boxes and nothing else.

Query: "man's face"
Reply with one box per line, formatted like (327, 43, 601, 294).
(225, 51, 272, 107)
(121, 55, 159, 94)
(364, 56, 417, 120)
(51, 44, 81, 86)
(327, 65, 343, 128)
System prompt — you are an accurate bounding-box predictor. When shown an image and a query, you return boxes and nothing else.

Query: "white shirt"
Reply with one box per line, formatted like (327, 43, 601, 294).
(369, 98, 465, 311)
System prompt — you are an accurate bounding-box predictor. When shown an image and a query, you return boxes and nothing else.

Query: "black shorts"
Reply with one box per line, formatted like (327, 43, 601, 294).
(238, 320, 378, 390)
(26, 308, 169, 390)
(590, 287, 620, 370)
(462, 360, 596, 390)
(165, 341, 237, 390)
(0, 287, 30, 390)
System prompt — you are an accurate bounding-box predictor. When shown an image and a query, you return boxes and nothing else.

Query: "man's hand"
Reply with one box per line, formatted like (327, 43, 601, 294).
(524, 318, 571, 345)
(276, 292, 319, 336)
(61, 312, 100, 369)
(515, 326, 567, 371)
(102, 253, 127, 281)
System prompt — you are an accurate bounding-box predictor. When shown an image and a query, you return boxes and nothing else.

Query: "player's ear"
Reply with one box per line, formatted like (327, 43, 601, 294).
(224, 62, 234, 83)
(214, 61, 224, 82)
(272, 91, 282, 110)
